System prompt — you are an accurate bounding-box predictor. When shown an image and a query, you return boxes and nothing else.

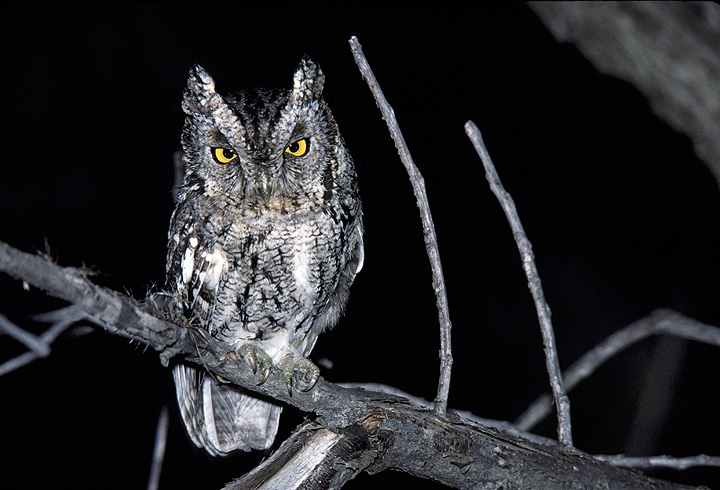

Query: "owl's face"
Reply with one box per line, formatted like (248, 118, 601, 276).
(179, 58, 343, 209)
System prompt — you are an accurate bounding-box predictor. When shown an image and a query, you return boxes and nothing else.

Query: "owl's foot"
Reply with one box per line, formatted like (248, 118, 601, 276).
(238, 344, 273, 385)
(277, 354, 320, 396)
(237, 344, 319, 396)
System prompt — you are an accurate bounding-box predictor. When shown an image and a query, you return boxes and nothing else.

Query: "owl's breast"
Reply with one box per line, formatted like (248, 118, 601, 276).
(205, 204, 347, 346)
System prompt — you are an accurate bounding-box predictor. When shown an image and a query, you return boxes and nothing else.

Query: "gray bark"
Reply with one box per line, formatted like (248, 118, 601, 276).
(0, 240, 701, 489)
(530, 1, 720, 187)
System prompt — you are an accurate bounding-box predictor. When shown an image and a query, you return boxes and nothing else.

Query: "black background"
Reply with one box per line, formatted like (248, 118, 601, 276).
(1, 3, 719, 489)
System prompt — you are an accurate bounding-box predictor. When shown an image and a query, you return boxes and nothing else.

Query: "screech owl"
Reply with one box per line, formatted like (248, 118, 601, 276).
(165, 57, 364, 455)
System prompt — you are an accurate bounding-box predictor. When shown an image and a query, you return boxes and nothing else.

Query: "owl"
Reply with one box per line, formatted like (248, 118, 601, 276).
(165, 57, 364, 455)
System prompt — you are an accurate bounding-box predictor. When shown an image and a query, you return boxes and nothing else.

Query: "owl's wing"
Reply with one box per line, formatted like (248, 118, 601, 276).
(175, 237, 228, 334)
(172, 237, 284, 454)
(173, 364, 282, 455)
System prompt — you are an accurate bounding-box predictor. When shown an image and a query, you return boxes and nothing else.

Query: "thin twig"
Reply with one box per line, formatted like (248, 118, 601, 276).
(516, 309, 720, 431)
(594, 454, 720, 471)
(349, 36, 454, 416)
(464, 120, 573, 447)
(0, 307, 81, 376)
(0, 312, 50, 357)
(147, 405, 169, 490)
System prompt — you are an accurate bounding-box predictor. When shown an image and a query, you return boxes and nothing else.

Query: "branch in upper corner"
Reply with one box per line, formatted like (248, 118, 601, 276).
(464, 120, 573, 448)
(529, 2, 720, 187)
(348, 35, 454, 417)
(515, 309, 720, 431)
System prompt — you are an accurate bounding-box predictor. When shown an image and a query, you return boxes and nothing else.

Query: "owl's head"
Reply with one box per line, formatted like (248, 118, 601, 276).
(179, 57, 348, 209)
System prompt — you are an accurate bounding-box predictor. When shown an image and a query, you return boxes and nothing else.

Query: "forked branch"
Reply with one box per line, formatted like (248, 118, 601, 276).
(0, 240, 700, 490)
(515, 308, 720, 431)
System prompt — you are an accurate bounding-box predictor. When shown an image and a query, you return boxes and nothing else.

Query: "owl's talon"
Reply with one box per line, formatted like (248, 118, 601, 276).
(258, 365, 271, 385)
(238, 344, 272, 385)
(300, 366, 320, 392)
(278, 355, 320, 394)
(245, 353, 257, 374)
(285, 373, 294, 397)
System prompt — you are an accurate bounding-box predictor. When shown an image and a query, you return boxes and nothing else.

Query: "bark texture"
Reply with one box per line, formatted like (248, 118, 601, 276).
(530, 2, 720, 187)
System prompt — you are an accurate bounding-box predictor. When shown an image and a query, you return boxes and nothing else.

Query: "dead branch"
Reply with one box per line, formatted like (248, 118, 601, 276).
(516, 309, 720, 432)
(0, 306, 81, 376)
(595, 454, 720, 472)
(464, 120, 573, 448)
(0, 241, 702, 490)
(348, 36, 454, 417)
(147, 405, 169, 490)
(529, 2, 720, 188)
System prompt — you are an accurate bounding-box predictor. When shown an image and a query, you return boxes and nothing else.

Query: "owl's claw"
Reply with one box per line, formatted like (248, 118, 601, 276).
(238, 344, 272, 386)
(237, 344, 319, 394)
(278, 354, 320, 396)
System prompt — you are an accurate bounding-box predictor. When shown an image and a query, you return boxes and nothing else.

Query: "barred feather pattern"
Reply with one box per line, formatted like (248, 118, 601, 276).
(165, 57, 363, 455)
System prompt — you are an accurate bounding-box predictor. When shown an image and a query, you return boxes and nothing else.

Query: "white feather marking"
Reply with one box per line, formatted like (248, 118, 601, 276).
(201, 248, 227, 291)
(202, 377, 220, 448)
(355, 225, 365, 274)
(181, 239, 197, 284)
(293, 239, 311, 296)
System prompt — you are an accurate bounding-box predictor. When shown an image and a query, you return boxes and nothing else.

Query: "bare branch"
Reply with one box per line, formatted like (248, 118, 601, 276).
(1, 239, 702, 489)
(0, 307, 80, 376)
(223, 421, 367, 490)
(339, 382, 560, 448)
(0, 240, 188, 367)
(529, 2, 720, 188)
(0, 312, 50, 357)
(595, 454, 720, 471)
(147, 405, 169, 490)
(348, 35, 454, 417)
(464, 120, 573, 448)
(516, 309, 720, 431)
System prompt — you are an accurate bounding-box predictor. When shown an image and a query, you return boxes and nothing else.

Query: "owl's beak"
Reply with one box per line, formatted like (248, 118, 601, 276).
(256, 172, 276, 205)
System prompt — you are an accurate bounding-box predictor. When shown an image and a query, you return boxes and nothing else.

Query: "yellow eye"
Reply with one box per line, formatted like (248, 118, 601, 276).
(211, 147, 237, 164)
(285, 138, 308, 157)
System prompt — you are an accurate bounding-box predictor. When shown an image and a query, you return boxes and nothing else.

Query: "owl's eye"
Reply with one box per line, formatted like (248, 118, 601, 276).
(285, 138, 309, 157)
(211, 147, 238, 164)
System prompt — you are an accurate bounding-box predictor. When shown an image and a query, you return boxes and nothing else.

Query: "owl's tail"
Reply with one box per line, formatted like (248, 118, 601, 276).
(172, 364, 282, 456)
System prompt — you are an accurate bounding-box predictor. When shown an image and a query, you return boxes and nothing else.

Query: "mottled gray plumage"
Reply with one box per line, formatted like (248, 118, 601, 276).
(165, 58, 363, 455)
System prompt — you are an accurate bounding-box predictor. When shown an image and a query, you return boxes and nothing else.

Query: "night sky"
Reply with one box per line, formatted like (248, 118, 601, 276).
(1, 3, 718, 489)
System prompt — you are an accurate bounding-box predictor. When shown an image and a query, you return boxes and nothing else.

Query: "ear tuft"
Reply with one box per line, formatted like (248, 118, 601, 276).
(291, 55, 325, 104)
(182, 64, 219, 115)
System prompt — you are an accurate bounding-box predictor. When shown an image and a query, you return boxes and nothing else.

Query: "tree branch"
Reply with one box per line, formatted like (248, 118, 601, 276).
(348, 36, 454, 417)
(515, 309, 720, 431)
(147, 405, 169, 490)
(529, 2, 720, 188)
(0, 306, 78, 376)
(0, 312, 51, 357)
(0, 241, 703, 489)
(464, 120, 573, 448)
(0, 240, 187, 366)
(595, 454, 720, 471)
